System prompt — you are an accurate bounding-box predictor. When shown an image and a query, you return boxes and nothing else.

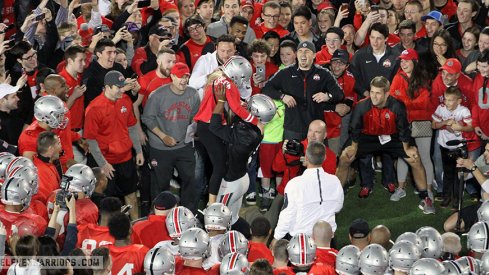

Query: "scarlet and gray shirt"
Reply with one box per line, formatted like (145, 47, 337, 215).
(142, 84, 201, 150)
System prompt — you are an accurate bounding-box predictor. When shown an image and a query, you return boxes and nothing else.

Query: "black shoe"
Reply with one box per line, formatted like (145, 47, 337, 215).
(434, 193, 444, 202)
(440, 197, 451, 208)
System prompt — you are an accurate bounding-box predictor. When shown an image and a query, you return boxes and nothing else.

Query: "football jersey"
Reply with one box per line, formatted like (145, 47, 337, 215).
(106, 244, 149, 275)
(47, 191, 99, 226)
(77, 223, 115, 252)
(248, 241, 274, 264)
(131, 214, 171, 248)
(273, 266, 295, 275)
(0, 208, 47, 238)
(175, 259, 208, 275)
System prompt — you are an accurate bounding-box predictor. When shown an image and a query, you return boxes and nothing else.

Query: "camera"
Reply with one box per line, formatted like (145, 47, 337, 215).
(285, 139, 304, 156)
(55, 175, 78, 209)
(447, 146, 468, 159)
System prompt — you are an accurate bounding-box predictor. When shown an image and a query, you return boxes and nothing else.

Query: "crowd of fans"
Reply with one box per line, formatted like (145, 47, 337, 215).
(0, 0, 489, 273)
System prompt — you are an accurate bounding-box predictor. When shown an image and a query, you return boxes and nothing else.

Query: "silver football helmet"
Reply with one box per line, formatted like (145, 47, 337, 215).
(442, 256, 480, 275)
(34, 95, 68, 129)
(220, 252, 250, 275)
(410, 258, 445, 275)
(178, 227, 210, 260)
(218, 230, 249, 260)
(395, 232, 423, 255)
(6, 166, 39, 195)
(478, 201, 489, 222)
(222, 56, 252, 88)
(203, 203, 232, 231)
(165, 206, 196, 239)
(467, 221, 489, 253)
(246, 94, 277, 124)
(358, 244, 388, 275)
(335, 245, 361, 275)
(144, 247, 175, 275)
(388, 240, 420, 272)
(5, 156, 36, 175)
(416, 226, 443, 258)
(1, 177, 32, 211)
(63, 164, 96, 197)
(287, 233, 316, 267)
(481, 251, 489, 275)
(0, 152, 15, 180)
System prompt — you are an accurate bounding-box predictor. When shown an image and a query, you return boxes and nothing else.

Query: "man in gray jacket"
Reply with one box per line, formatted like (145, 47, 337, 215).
(142, 63, 201, 212)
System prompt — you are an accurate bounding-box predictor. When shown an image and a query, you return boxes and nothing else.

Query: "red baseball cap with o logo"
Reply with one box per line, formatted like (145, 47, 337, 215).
(440, 58, 462, 74)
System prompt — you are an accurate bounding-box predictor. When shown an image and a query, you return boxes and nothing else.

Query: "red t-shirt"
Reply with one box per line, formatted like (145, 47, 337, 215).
(254, 23, 289, 38)
(77, 223, 115, 252)
(316, 247, 338, 267)
(106, 244, 149, 275)
(194, 75, 258, 125)
(0, 208, 47, 238)
(248, 241, 274, 264)
(1, 0, 16, 38)
(251, 62, 279, 96)
(59, 68, 85, 130)
(84, 94, 137, 164)
(138, 70, 171, 107)
(131, 214, 172, 248)
(32, 156, 60, 204)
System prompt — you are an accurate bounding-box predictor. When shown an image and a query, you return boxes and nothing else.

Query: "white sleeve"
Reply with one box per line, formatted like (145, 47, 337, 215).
(189, 56, 209, 91)
(274, 183, 297, 240)
(481, 179, 489, 194)
(432, 105, 443, 122)
(335, 182, 344, 213)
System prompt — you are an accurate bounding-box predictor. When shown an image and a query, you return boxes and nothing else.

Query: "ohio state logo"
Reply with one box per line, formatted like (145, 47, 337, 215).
(385, 113, 390, 119)
(313, 74, 320, 81)
(383, 59, 391, 68)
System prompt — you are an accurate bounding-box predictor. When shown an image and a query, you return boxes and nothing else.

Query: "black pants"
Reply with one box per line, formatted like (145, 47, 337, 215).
(149, 145, 197, 212)
(440, 146, 460, 201)
(197, 121, 227, 196)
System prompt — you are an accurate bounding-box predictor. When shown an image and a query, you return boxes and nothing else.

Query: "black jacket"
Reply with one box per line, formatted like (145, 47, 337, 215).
(82, 61, 126, 107)
(350, 45, 400, 97)
(262, 64, 344, 135)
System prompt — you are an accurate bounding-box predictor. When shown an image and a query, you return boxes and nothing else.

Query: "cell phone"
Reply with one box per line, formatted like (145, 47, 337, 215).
(256, 64, 266, 81)
(35, 13, 45, 21)
(137, 0, 151, 8)
(371, 5, 379, 12)
(80, 0, 92, 3)
(340, 3, 349, 12)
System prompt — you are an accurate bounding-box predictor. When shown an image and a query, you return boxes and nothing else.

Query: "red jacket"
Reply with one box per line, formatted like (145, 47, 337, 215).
(194, 75, 258, 125)
(272, 139, 336, 195)
(324, 70, 356, 138)
(389, 71, 432, 122)
(431, 72, 474, 110)
(471, 73, 489, 136)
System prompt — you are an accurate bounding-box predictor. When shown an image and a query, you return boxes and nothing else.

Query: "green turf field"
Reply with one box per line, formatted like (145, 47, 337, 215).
(334, 181, 466, 248)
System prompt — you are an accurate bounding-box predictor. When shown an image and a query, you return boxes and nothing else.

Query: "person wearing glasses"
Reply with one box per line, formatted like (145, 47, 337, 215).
(132, 24, 174, 77)
(177, 16, 215, 70)
(255, 2, 290, 38)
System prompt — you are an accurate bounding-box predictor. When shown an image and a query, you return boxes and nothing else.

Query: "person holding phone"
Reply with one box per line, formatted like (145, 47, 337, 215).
(249, 40, 279, 96)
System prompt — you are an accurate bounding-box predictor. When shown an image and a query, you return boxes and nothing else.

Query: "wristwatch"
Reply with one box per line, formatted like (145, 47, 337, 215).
(326, 93, 332, 101)
(470, 165, 478, 172)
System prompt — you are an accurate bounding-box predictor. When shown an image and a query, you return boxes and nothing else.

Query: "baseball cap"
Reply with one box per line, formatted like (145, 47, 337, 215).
(153, 191, 179, 210)
(0, 84, 20, 99)
(421, 10, 443, 25)
(104, 71, 126, 87)
(317, 1, 335, 12)
(241, 0, 254, 10)
(171, 62, 191, 78)
(398, 48, 419, 61)
(149, 25, 171, 37)
(349, 218, 370, 239)
(331, 49, 349, 63)
(440, 58, 462, 74)
(297, 41, 316, 53)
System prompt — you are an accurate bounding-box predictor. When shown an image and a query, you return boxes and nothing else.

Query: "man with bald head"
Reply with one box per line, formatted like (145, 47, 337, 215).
(312, 220, 337, 267)
(370, 225, 393, 250)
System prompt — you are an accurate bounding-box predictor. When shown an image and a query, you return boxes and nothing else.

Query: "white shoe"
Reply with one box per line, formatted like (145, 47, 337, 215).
(390, 188, 406, 202)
